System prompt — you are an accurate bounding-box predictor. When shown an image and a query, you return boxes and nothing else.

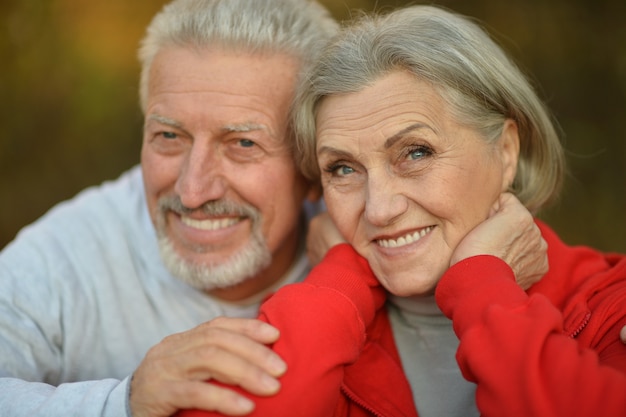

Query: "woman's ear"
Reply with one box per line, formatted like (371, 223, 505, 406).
(498, 119, 520, 192)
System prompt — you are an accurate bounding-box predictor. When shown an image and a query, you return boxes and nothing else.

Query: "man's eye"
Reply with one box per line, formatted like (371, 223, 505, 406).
(162, 131, 177, 139)
(239, 139, 255, 148)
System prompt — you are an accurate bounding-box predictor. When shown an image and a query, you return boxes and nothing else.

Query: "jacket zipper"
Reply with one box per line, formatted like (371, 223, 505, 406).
(568, 311, 591, 338)
(340, 385, 387, 417)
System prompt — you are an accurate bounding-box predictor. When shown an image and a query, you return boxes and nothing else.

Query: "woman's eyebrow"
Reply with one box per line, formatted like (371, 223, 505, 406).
(384, 122, 432, 149)
(317, 146, 352, 160)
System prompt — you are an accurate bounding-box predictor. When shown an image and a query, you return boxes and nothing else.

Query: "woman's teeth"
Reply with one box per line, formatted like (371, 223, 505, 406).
(377, 226, 433, 248)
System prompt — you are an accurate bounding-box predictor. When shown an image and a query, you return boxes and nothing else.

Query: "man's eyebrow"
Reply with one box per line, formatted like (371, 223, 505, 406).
(146, 117, 270, 135)
(222, 123, 268, 133)
(147, 114, 182, 128)
(384, 122, 432, 149)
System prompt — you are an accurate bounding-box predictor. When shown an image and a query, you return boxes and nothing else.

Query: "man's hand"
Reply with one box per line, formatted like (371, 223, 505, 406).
(129, 317, 287, 417)
(621, 325, 626, 344)
(306, 212, 346, 266)
(451, 193, 548, 290)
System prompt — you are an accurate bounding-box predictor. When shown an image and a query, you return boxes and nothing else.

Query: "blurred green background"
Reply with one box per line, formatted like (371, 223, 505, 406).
(1, 0, 625, 252)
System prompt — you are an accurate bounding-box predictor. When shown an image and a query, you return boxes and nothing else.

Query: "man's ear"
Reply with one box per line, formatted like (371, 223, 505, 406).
(498, 119, 520, 192)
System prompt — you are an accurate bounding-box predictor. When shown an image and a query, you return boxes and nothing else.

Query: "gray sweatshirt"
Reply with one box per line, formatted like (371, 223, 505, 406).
(0, 166, 312, 416)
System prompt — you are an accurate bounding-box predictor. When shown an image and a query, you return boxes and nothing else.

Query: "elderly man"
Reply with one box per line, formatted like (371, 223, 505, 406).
(0, 0, 337, 416)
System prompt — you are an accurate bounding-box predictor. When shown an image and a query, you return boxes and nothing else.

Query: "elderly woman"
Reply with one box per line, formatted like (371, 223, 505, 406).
(179, 5, 626, 417)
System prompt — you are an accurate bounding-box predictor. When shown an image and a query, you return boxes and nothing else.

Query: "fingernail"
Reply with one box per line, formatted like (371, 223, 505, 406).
(236, 396, 255, 412)
(261, 323, 280, 339)
(268, 354, 287, 375)
(262, 373, 281, 393)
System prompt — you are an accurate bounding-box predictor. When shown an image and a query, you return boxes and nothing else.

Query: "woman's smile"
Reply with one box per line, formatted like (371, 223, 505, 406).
(375, 225, 434, 249)
(316, 70, 518, 296)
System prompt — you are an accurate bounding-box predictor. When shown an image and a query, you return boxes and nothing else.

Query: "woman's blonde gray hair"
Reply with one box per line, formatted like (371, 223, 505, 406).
(138, 0, 338, 114)
(294, 5, 565, 213)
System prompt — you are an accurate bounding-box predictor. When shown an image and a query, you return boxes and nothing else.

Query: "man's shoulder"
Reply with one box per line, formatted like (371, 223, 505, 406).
(34, 166, 145, 230)
(1, 166, 151, 263)
(0, 166, 162, 296)
(67, 165, 145, 216)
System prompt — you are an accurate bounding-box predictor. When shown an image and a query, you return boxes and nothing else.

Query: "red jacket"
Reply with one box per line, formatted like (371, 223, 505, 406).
(436, 220, 626, 416)
(178, 220, 626, 417)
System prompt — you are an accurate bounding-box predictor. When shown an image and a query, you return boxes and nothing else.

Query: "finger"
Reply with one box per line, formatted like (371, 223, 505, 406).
(489, 192, 517, 217)
(487, 193, 505, 217)
(516, 271, 543, 291)
(184, 342, 283, 396)
(130, 365, 256, 417)
(620, 325, 626, 344)
(130, 318, 282, 417)
(143, 321, 286, 394)
(164, 319, 283, 369)
(196, 322, 287, 377)
(208, 317, 280, 345)
(170, 380, 256, 416)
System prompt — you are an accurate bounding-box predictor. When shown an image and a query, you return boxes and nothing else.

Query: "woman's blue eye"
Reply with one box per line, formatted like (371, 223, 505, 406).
(336, 165, 354, 176)
(409, 150, 423, 160)
(408, 145, 431, 160)
(339, 165, 354, 175)
(324, 163, 353, 176)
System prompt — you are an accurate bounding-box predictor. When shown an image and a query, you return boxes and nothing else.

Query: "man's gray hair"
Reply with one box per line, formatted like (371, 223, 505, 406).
(138, 0, 338, 112)
(294, 5, 565, 213)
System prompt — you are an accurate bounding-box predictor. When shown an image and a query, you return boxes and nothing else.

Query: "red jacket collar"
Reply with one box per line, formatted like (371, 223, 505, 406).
(342, 309, 419, 417)
(530, 220, 626, 336)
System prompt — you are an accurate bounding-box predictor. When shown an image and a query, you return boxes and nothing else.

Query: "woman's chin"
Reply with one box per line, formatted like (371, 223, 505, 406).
(377, 271, 439, 297)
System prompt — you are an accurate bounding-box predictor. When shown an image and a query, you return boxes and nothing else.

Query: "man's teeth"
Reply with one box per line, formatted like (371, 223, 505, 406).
(377, 226, 433, 248)
(181, 216, 241, 231)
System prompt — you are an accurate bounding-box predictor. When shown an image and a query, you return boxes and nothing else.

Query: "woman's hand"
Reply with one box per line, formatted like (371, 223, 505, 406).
(451, 193, 548, 290)
(306, 212, 346, 266)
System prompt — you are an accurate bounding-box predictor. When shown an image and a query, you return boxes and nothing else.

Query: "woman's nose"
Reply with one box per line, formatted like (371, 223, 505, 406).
(364, 172, 408, 227)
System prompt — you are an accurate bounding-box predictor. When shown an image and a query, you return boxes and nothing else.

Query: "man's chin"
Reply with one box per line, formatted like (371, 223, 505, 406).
(171, 265, 251, 291)
(157, 235, 271, 291)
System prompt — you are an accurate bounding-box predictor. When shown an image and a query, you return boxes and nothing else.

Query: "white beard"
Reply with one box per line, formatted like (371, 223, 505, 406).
(154, 196, 272, 290)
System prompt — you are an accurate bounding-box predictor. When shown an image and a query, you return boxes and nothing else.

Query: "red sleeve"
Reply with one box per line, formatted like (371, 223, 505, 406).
(177, 244, 385, 416)
(435, 255, 626, 417)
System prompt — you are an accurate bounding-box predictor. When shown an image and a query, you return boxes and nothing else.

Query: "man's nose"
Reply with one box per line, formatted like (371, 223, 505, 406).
(174, 141, 227, 209)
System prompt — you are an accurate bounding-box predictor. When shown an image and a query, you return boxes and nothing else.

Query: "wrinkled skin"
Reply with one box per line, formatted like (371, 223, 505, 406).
(314, 70, 542, 297)
(131, 46, 317, 417)
(131, 317, 286, 417)
(307, 192, 547, 292)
